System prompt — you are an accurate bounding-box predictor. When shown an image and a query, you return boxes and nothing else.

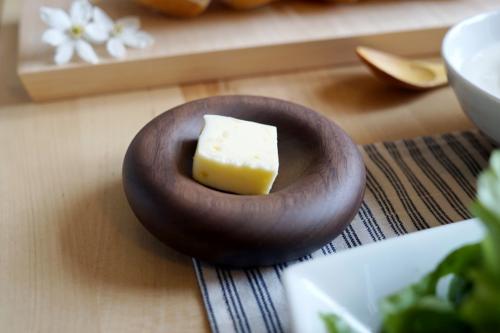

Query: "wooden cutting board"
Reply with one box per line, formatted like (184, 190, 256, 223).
(17, 0, 500, 101)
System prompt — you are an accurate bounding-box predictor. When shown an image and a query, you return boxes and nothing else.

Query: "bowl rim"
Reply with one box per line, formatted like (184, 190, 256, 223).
(442, 9, 500, 104)
(127, 95, 362, 200)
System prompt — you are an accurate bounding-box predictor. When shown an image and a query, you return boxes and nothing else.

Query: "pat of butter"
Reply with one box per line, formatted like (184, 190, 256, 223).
(192, 115, 279, 195)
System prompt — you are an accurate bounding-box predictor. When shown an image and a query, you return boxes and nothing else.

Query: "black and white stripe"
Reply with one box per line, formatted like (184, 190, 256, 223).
(403, 140, 470, 219)
(215, 269, 245, 333)
(357, 201, 386, 241)
(423, 137, 476, 199)
(193, 260, 220, 333)
(384, 142, 452, 225)
(462, 131, 495, 161)
(365, 169, 407, 235)
(442, 134, 483, 176)
(365, 144, 429, 230)
(245, 269, 284, 333)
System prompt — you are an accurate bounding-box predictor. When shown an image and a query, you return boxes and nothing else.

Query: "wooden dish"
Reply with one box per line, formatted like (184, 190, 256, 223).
(122, 96, 366, 267)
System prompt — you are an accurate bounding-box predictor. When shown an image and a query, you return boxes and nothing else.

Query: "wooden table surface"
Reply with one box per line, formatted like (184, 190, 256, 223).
(0, 0, 474, 332)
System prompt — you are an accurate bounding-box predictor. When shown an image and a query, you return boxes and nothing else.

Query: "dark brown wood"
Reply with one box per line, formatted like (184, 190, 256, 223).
(122, 95, 366, 267)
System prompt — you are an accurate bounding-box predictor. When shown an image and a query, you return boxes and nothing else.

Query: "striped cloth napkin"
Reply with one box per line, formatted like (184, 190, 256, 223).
(193, 130, 497, 333)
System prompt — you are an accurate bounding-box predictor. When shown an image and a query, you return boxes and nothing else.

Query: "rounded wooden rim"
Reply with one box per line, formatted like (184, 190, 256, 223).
(123, 95, 366, 266)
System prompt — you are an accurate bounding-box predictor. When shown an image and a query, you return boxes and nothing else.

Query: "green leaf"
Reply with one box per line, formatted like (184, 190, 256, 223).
(320, 313, 355, 333)
(459, 201, 500, 333)
(447, 275, 472, 307)
(491, 150, 500, 176)
(381, 243, 481, 318)
(381, 296, 472, 333)
(471, 202, 500, 278)
(428, 244, 482, 287)
(477, 170, 500, 217)
(378, 151, 500, 333)
(459, 269, 500, 333)
(380, 244, 481, 333)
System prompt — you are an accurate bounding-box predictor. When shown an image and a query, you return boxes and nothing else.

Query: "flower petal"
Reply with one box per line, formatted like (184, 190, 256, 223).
(93, 7, 114, 32)
(85, 22, 108, 43)
(42, 29, 69, 46)
(107, 38, 126, 59)
(75, 40, 99, 64)
(71, 0, 93, 26)
(122, 31, 154, 49)
(54, 41, 74, 65)
(116, 17, 140, 33)
(40, 7, 71, 30)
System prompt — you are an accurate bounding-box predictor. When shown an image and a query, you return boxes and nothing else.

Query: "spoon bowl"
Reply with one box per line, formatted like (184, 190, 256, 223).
(356, 46, 447, 90)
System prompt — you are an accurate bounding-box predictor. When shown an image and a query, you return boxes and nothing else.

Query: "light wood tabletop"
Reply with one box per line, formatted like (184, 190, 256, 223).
(0, 0, 474, 332)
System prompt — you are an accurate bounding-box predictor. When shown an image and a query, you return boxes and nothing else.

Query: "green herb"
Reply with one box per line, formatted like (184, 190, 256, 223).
(321, 150, 500, 333)
(380, 150, 500, 333)
(320, 313, 355, 333)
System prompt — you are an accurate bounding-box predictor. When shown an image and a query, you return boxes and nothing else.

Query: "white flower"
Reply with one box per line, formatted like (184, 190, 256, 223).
(93, 7, 154, 59)
(478, 150, 500, 217)
(41, 0, 107, 65)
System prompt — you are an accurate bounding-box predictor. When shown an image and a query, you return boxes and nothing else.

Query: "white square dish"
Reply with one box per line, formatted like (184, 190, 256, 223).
(283, 219, 484, 333)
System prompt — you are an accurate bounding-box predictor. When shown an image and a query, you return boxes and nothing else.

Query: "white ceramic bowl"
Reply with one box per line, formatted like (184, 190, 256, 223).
(443, 10, 500, 144)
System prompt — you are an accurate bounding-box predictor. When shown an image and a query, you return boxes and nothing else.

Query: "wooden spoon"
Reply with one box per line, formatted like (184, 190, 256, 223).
(356, 46, 448, 90)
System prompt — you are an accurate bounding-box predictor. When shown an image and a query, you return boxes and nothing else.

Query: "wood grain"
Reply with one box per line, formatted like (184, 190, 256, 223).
(0, 0, 477, 331)
(123, 96, 366, 266)
(17, 0, 500, 101)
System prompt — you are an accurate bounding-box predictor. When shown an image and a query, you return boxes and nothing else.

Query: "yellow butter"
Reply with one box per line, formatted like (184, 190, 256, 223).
(192, 115, 279, 195)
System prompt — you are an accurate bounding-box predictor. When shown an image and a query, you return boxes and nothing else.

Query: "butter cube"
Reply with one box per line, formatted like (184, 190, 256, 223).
(192, 115, 279, 195)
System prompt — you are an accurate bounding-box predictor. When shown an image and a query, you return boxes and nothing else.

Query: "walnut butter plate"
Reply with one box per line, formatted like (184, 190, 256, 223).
(122, 95, 366, 267)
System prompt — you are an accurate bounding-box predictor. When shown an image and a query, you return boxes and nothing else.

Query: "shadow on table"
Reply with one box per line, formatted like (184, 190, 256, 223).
(0, 23, 31, 107)
(58, 179, 197, 290)
(319, 73, 429, 113)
